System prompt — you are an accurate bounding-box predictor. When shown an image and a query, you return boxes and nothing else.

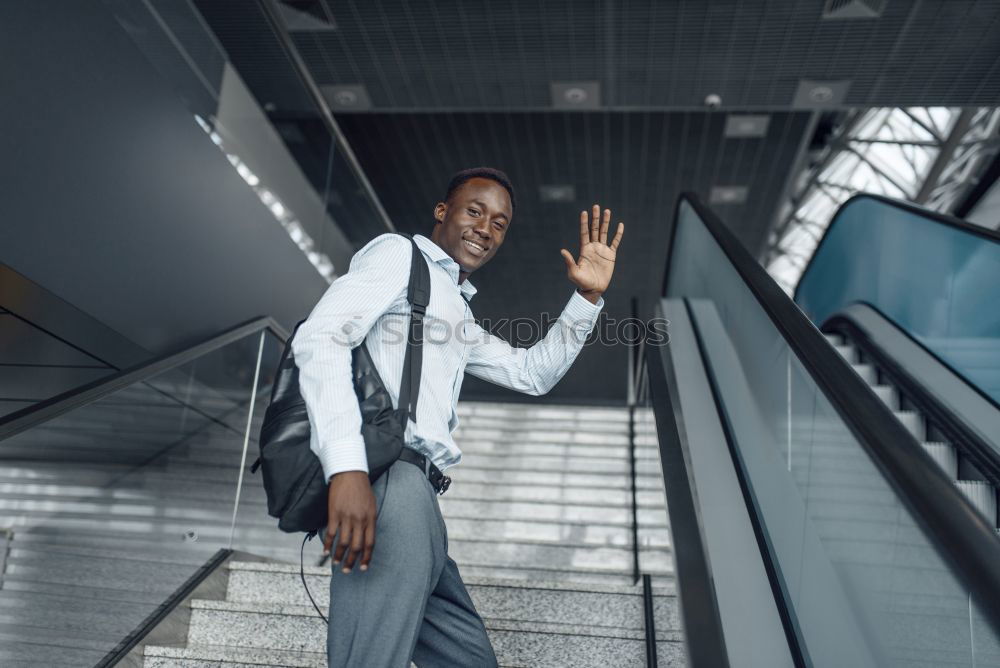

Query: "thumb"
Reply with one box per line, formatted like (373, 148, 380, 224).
(560, 249, 576, 271)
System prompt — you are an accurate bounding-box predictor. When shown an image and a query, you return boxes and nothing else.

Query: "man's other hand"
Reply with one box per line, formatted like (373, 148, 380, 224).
(324, 470, 376, 573)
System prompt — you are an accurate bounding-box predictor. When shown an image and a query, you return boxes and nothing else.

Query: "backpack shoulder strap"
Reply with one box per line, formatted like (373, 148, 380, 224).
(397, 234, 430, 424)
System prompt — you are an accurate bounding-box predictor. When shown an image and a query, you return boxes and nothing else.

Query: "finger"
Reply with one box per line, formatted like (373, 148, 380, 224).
(590, 204, 600, 242)
(322, 523, 334, 555)
(578, 210, 589, 249)
(560, 248, 576, 271)
(333, 521, 351, 566)
(610, 222, 625, 251)
(343, 519, 365, 571)
(360, 519, 375, 571)
(599, 208, 611, 244)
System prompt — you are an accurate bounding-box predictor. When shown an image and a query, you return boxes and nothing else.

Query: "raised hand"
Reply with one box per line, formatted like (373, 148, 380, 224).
(560, 204, 624, 303)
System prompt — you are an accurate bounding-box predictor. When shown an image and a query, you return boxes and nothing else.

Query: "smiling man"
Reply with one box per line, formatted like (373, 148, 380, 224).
(291, 167, 624, 667)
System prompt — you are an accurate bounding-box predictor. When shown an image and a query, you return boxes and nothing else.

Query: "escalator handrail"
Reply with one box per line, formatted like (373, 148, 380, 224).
(0, 316, 288, 442)
(793, 192, 1000, 303)
(666, 192, 1000, 633)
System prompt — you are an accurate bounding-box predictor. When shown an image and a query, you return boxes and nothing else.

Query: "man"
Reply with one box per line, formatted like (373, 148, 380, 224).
(291, 167, 624, 667)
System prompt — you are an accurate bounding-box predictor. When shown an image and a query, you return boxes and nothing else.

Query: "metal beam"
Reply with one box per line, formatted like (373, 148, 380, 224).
(914, 109, 975, 205)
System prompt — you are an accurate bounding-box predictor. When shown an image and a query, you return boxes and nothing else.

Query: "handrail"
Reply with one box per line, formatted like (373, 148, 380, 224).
(643, 338, 731, 667)
(0, 316, 288, 443)
(670, 192, 1000, 634)
(97, 548, 234, 666)
(793, 192, 1000, 303)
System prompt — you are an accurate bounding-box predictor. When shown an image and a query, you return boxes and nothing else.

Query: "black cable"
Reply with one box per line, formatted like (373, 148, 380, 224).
(301, 532, 329, 625)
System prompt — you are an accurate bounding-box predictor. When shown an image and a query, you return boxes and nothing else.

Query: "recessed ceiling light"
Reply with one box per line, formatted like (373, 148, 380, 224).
(793, 80, 850, 108)
(320, 84, 372, 111)
(551, 82, 600, 110)
(710, 186, 748, 205)
(724, 115, 770, 138)
(539, 185, 576, 202)
(822, 0, 886, 19)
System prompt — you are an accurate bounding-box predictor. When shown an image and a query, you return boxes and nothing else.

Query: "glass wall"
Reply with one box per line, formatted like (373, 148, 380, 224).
(666, 198, 1000, 667)
(0, 326, 286, 663)
(796, 196, 1000, 404)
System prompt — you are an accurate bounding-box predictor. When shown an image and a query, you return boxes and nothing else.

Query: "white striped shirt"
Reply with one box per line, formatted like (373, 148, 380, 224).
(291, 233, 604, 480)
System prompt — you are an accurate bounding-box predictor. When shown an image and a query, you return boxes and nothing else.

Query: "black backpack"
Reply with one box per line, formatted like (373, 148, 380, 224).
(250, 235, 431, 536)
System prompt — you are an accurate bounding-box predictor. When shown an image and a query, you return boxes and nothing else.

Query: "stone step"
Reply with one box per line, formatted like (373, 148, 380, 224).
(176, 598, 682, 667)
(143, 643, 326, 668)
(224, 561, 676, 626)
(454, 417, 635, 434)
(444, 538, 672, 577)
(438, 497, 669, 526)
(0, 589, 150, 638)
(0, 640, 107, 667)
(448, 440, 660, 460)
(145, 632, 684, 668)
(455, 404, 630, 422)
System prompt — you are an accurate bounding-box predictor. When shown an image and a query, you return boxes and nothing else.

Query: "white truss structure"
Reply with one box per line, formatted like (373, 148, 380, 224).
(765, 107, 1000, 294)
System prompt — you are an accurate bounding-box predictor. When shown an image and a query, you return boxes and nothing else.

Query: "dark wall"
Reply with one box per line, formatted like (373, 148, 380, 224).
(0, 1, 328, 357)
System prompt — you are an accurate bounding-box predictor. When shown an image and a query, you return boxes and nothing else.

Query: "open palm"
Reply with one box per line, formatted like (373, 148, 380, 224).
(560, 204, 624, 298)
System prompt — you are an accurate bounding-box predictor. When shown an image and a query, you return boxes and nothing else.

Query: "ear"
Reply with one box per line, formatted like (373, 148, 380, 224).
(433, 202, 447, 223)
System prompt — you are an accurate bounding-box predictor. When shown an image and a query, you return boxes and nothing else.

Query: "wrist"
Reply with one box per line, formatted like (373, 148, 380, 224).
(576, 287, 603, 304)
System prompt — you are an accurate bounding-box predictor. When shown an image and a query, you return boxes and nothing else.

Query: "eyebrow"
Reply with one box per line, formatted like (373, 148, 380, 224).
(469, 199, 509, 223)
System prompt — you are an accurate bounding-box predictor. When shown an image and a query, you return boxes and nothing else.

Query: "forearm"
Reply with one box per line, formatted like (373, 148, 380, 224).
(466, 290, 604, 394)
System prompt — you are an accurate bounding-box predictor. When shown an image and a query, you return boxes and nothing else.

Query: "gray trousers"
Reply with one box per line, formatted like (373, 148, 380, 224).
(325, 457, 499, 667)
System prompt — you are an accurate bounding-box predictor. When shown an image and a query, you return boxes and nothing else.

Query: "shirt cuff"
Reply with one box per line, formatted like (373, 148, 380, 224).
(563, 290, 605, 324)
(318, 437, 369, 481)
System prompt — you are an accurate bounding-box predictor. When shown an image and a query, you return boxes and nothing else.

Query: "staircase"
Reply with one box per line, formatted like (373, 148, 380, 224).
(140, 402, 681, 667)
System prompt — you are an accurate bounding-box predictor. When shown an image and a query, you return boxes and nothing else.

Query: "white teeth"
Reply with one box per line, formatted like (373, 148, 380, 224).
(464, 240, 486, 252)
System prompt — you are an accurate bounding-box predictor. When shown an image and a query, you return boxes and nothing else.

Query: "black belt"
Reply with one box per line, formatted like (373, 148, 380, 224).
(398, 447, 452, 495)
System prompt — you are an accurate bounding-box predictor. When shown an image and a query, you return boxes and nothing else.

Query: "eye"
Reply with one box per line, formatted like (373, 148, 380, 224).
(467, 208, 480, 217)
(493, 220, 506, 230)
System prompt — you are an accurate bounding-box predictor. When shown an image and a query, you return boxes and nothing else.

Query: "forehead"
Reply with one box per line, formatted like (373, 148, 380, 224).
(452, 177, 512, 216)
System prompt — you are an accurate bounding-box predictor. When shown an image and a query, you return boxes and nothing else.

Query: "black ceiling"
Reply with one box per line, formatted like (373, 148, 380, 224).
(192, 0, 1000, 404)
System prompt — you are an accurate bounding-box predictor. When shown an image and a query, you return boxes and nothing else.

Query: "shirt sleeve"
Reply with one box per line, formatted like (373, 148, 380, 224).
(464, 290, 604, 395)
(290, 233, 411, 481)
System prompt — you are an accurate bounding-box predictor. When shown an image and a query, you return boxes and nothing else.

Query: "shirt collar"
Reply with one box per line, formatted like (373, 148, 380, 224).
(412, 234, 478, 301)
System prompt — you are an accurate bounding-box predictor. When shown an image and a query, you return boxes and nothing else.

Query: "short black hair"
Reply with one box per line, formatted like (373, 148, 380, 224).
(444, 167, 516, 215)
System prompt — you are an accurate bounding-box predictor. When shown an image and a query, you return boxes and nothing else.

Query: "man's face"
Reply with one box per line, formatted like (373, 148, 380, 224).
(431, 177, 512, 276)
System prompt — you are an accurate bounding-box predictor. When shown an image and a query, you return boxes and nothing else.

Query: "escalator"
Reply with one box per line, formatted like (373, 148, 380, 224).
(646, 193, 1000, 667)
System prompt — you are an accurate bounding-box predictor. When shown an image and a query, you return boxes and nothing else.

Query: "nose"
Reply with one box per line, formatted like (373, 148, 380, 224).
(471, 219, 490, 238)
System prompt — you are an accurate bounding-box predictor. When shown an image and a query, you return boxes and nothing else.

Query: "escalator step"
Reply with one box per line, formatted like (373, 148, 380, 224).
(894, 411, 925, 441)
(870, 384, 898, 409)
(956, 480, 998, 527)
(921, 442, 958, 480)
(850, 363, 878, 384)
(833, 344, 857, 364)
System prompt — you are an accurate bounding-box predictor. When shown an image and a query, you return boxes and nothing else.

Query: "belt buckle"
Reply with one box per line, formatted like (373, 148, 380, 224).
(438, 475, 451, 495)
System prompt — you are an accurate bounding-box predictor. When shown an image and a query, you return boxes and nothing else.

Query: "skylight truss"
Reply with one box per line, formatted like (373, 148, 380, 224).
(765, 107, 1000, 294)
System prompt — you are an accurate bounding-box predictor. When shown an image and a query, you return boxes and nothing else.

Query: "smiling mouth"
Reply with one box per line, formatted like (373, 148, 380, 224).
(463, 239, 488, 255)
